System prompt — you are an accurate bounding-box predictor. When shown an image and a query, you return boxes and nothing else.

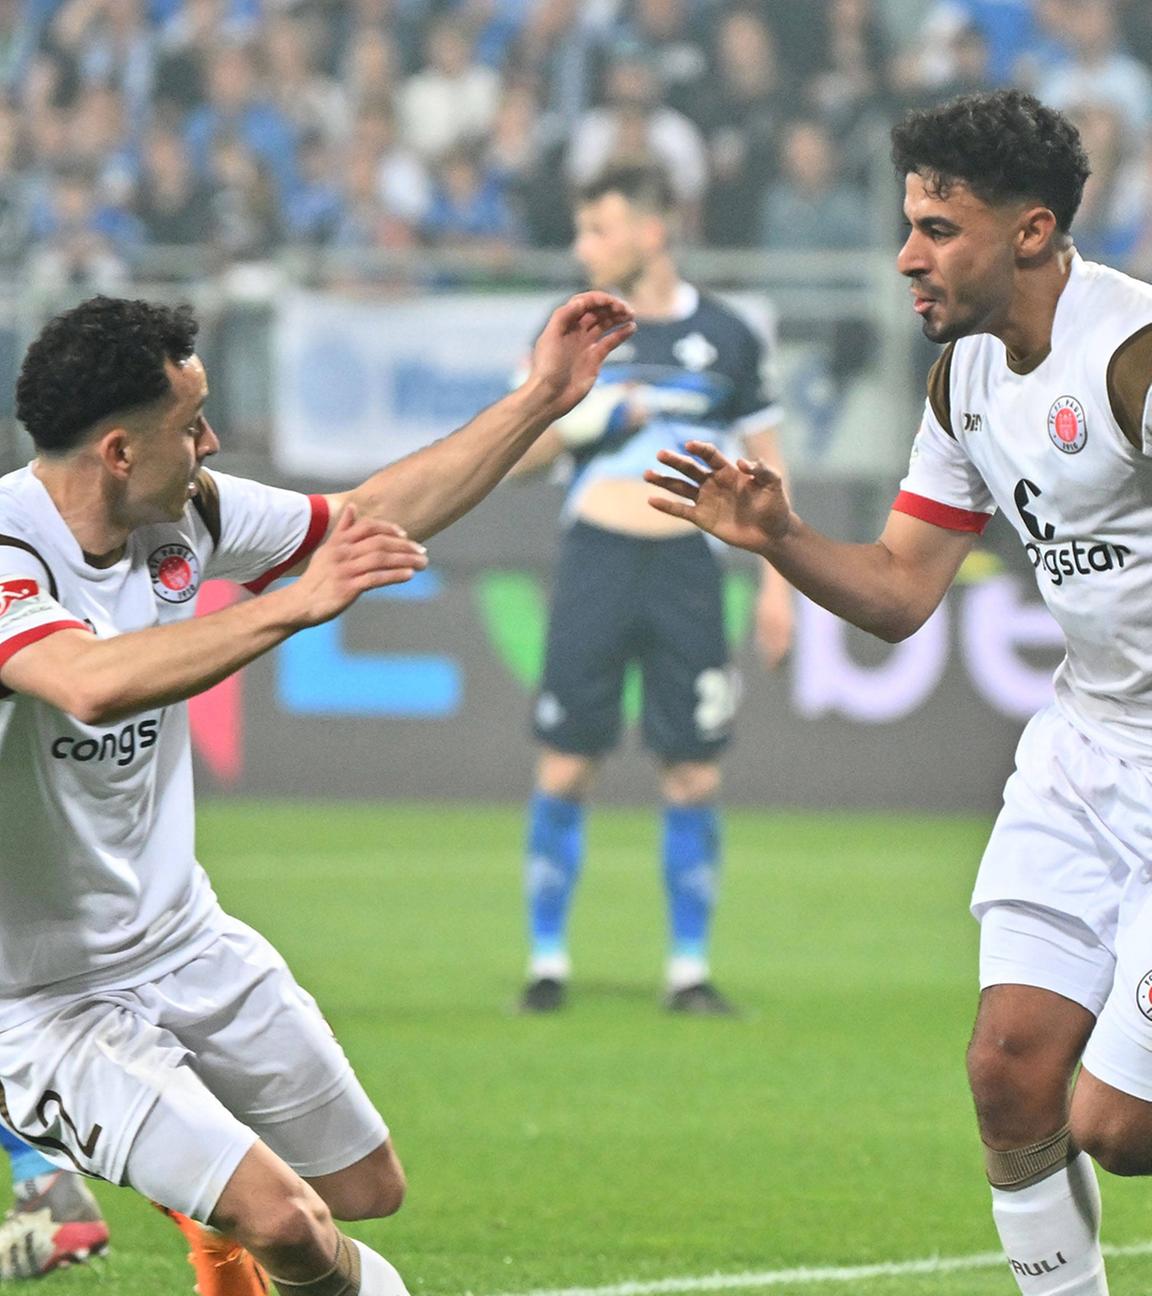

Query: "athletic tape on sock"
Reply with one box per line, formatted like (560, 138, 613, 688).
(270, 1233, 361, 1295)
(985, 1124, 1074, 1190)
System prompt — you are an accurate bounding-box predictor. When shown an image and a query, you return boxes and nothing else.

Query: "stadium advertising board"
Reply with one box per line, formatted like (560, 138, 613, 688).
(192, 570, 1062, 812)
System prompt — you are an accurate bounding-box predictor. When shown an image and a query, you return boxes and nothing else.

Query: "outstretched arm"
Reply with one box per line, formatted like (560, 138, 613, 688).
(646, 440, 974, 643)
(0, 508, 427, 724)
(329, 293, 635, 539)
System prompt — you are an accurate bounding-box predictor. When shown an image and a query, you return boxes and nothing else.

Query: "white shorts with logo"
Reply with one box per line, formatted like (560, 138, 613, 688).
(974, 703, 1152, 1099)
(0, 915, 388, 1221)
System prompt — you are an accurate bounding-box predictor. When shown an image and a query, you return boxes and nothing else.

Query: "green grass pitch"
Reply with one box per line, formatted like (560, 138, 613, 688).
(13, 803, 1152, 1295)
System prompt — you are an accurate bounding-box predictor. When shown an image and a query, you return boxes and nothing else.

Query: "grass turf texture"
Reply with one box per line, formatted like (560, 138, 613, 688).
(11, 803, 1151, 1295)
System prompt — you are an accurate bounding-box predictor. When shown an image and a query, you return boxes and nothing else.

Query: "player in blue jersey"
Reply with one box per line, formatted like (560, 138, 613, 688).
(511, 166, 792, 1014)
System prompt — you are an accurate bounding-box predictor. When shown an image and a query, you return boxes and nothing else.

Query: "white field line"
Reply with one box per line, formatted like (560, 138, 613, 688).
(482, 1241, 1152, 1296)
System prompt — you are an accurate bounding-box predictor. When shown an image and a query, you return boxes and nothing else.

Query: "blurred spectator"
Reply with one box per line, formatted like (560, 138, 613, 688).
(397, 17, 501, 161)
(67, 85, 137, 208)
(23, 103, 72, 186)
(696, 6, 787, 247)
(896, 19, 995, 108)
(135, 124, 214, 245)
(339, 24, 401, 119)
(327, 0, 427, 79)
(761, 117, 868, 250)
(0, 0, 37, 95)
(1036, 0, 1152, 135)
(51, 0, 155, 121)
(913, 0, 1037, 86)
(185, 43, 299, 202)
(510, 0, 610, 135)
(205, 132, 282, 260)
(20, 43, 81, 120)
(486, 78, 554, 239)
(151, 0, 220, 111)
(283, 129, 345, 245)
(422, 141, 522, 255)
(609, 0, 711, 120)
(450, 0, 535, 69)
(566, 52, 707, 226)
(1066, 101, 1151, 268)
(155, 0, 257, 51)
(265, 13, 348, 142)
(1118, 0, 1152, 67)
(807, 0, 891, 137)
(333, 133, 419, 252)
(352, 106, 431, 227)
(27, 166, 137, 291)
(0, 104, 31, 267)
(758, 0, 833, 88)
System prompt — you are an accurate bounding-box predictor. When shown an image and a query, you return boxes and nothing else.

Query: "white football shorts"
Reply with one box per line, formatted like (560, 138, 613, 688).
(974, 703, 1152, 1098)
(1082, 881, 1152, 1101)
(0, 914, 388, 1220)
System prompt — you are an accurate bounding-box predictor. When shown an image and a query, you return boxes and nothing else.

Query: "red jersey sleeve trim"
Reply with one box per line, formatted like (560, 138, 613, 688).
(0, 620, 92, 698)
(243, 495, 331, 595)
(892, 490, 991, 535)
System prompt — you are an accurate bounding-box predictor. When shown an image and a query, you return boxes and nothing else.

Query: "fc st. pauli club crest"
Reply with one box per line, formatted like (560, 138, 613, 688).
(149, 543, 201, 604)
(1048, 395, 1087, 454)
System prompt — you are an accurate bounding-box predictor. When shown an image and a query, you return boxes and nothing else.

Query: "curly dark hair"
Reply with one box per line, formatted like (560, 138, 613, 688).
(16, 296, 199, 453)
(890, 90, 1090, 233)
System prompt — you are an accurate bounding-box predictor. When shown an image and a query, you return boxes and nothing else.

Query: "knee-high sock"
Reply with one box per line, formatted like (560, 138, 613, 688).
(662, 804, 719, 983)
(525, 792, 584, 973)
(991, 1154, 1108, 1294)
(0, 1123, 57, 1184)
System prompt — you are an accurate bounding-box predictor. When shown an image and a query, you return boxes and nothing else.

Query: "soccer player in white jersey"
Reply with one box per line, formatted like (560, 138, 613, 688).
(647, 89, 1152, 1296)
(0, 290, 633, 1296)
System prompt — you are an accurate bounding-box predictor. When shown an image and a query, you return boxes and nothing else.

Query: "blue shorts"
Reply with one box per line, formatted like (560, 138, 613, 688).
(533, 521, 735, 762)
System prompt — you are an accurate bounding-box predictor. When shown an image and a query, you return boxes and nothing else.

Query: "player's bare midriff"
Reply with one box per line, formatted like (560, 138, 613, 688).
(575, 478, 698, 538)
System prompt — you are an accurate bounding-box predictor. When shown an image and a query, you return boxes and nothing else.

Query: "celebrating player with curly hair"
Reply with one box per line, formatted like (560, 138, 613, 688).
(0, 290, 633, 1296)
(649, 89, 1152, 1296)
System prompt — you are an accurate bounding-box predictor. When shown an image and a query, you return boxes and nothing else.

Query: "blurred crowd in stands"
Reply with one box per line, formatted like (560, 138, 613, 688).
(2, 0, 1152, 287)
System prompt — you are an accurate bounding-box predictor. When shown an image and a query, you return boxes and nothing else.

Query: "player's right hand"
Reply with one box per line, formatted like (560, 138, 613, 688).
(645, 440, 794, 555)
(289, 504, 428, 625)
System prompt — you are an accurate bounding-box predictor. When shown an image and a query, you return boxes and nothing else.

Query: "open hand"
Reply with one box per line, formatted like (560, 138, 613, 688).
(644, 441, 793, 555)
(290, 505, 428, 625)
(528, 292, 636, 417)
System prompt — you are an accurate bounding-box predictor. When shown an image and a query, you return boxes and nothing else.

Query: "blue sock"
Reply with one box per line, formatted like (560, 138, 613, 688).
(0, 1124, 57, 1183)
(662, 804, 720, 963)
(526, 792, 584, 968)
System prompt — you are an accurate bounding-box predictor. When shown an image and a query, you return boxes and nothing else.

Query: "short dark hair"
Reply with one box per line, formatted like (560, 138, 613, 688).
(577, 165, 677, 216)
(890, 90, 1090, 232)
(16, 296, 199, 453)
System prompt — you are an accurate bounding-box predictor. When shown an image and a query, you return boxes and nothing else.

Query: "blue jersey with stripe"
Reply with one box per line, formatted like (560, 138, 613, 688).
(562, 285, 778, 514)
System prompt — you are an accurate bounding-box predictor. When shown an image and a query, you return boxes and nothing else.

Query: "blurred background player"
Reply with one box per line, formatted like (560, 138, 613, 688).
(0, 1128, 108, 1280)
(510, 165, 792, 1016)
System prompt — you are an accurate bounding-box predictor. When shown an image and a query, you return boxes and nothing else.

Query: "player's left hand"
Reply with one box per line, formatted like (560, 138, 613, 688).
(528, 293, 636, 418)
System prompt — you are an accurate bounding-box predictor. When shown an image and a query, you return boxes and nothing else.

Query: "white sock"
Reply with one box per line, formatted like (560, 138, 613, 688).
(352, 1241, 410, 1296)
(529, 953, 571, 981)
(665, 955, 709, 992)
(991, 1154, 1108, 1294)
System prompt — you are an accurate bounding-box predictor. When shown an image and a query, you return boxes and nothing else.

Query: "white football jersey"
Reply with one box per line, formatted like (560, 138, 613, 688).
(0, 466, 329, 1027)
(897, 255, 1152, 763)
